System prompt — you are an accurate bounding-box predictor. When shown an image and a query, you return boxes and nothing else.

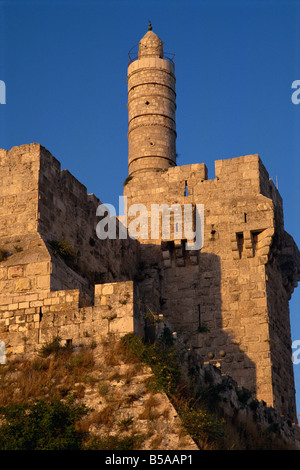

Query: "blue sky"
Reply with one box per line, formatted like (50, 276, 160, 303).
(1, 0, 300, 414)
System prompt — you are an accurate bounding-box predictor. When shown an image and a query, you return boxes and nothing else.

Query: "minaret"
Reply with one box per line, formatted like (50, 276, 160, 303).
(127, 23, 177, 175)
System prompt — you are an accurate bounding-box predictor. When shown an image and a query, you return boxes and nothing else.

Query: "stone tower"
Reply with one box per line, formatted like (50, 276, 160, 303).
(127, 23, 177, 175)
(124, 25, 300, 422)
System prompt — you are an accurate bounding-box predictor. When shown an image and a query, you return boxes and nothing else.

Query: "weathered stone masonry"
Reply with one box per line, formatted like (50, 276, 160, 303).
(0, 25, 300, 433)
(0, 280, 144, 356)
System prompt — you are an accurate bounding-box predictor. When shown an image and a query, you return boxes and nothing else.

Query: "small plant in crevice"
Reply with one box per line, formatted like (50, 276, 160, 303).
(197, 324, 210, 333)
(123, 175, 133, 187)
(118, 416, 134, 431)
(38, 336, 65, 358)
(47, 239, 76, 264)
(0, 249, 10, 262)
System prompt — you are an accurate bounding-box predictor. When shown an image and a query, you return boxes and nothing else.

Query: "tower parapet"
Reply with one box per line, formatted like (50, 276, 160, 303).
(127, 25, 177, 175)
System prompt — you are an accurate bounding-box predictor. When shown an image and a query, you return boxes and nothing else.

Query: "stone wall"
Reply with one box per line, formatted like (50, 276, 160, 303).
(124, 153, 300, 421)
(0, 280, 139, 358)
(0, 144, 139, 303)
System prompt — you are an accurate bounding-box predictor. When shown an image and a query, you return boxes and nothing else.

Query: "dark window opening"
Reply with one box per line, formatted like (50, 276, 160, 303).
(184, 180, 189, 196)
(181, 239, 187, 257)
(89, 237, 96, 247)
(251, 230, 263, 256)
(244, 213, 247, 223)
(236, 233, 244, 259)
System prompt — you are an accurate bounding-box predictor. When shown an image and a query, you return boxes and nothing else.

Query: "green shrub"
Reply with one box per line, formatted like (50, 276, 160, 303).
(118, 416, 134, 431)
(120, 333, 225, 448)
(121, 333, 180, 395)
(38, 336, 64, 357)
(0, 399, 88, 450)
(48, 239, 76, 263)
(179, 404, 224, 444)
(84, 433, 145, 450)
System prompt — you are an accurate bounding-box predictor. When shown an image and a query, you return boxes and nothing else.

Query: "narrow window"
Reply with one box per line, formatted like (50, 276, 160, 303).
(244, 213, 247, 223)
(211, 225, 216, 240)
(251, 230, 263, 256)
(184, 180, 189, 196)
(198, 304, 201, 328)
(236, 233, 244, 259)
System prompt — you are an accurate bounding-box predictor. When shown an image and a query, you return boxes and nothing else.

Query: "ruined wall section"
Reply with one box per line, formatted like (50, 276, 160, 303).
(0, 144, 139, 307)
(0, 280, 139, 358)
(124, 154, 299, 421)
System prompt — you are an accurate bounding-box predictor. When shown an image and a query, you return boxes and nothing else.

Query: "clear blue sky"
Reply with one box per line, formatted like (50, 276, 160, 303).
(1, 0, 300, 414)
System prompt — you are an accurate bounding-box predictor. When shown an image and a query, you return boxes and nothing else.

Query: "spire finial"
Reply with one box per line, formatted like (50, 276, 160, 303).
(148, 21, 152, 31)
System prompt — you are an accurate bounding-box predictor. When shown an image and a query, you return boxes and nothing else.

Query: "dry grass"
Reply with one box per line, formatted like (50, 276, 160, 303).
(92, 405, 115, 429)
(150, 433, 163, 449)
(138, 394, 162, 421)
(0, 346, 95, 406)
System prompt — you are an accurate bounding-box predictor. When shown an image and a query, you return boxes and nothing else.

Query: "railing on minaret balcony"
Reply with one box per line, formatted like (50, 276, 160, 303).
(128, 44, 175, 66)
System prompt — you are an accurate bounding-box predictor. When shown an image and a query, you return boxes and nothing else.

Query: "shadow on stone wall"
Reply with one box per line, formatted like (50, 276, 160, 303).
(133, 244, 257, 399)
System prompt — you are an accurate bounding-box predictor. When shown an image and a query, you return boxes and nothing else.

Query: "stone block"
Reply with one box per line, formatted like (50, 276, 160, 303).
(102, 285, 114, 295)
(15, 278, 32, 292)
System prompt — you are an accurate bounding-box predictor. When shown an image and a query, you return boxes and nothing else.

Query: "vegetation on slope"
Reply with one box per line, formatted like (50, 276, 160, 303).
(0, 330, 294, 450)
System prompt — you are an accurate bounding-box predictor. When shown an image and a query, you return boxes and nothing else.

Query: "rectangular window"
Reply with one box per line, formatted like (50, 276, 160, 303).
(236, 233, 244, 259)
(184, 180, 189, 196)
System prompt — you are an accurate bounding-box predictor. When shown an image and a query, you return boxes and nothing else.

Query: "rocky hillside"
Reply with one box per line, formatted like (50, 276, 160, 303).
(0, 331, 298, 450)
